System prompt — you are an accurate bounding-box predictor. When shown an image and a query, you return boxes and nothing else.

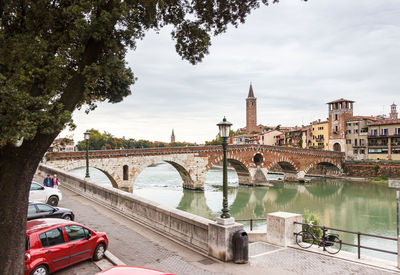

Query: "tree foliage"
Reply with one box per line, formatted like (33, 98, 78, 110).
(75, 129, 196, 150)
(0, 0, 290, 147)
(0, 1, 306, 274)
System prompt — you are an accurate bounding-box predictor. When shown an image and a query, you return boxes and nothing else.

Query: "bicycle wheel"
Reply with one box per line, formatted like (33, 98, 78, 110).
(324, 235, 342, 254)
(296, 231, 314, 248)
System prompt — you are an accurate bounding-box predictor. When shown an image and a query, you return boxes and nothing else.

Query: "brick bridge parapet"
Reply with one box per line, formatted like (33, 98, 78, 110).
(45, 145, 344, 191)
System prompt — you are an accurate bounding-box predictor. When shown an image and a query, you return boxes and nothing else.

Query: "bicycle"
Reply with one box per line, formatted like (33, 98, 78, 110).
(295, 222, 342, 254)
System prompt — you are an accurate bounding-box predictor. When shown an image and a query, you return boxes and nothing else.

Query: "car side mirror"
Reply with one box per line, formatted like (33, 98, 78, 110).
(40, 186, 45, 190)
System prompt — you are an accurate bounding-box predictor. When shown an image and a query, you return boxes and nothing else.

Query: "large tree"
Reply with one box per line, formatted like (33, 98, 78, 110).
(0, 0, 303, 274)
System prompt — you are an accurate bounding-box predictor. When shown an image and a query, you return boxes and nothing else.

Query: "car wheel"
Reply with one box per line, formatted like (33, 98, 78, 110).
(63, 214, 73, 221)
(31, 264, 49, 275)
(47, 196, 59, 206)
(93, 243, 106, 261)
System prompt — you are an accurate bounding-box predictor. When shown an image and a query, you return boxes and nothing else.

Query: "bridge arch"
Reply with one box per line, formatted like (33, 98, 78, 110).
(304, 161, 343, 176)
(207, 156, 251, 185)
(68, 166, 119, 189)
(134, 160, 195, 190)
(266, 159, 299, 173)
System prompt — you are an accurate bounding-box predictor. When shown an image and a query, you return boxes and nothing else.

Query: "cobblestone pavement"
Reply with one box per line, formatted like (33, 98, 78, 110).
(250, 246, 399, 275)
(44, 181, 399, 275)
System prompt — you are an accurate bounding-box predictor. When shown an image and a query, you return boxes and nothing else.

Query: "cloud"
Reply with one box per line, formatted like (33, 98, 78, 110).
(61, 0, 400, 144)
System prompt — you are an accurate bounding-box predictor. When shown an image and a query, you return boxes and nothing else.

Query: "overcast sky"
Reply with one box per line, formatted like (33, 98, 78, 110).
(61, 0, 400, 144)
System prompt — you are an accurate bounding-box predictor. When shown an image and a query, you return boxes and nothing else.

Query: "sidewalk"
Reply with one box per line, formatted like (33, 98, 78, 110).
(54, 183, 399, 275)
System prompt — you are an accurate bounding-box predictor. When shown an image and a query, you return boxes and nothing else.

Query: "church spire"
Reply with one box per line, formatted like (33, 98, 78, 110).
(248, 83, 255, 98)
(171, 129, 175, 143)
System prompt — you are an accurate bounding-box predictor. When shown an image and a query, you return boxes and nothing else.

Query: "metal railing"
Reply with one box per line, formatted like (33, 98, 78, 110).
(236, 218, 267, 231)
(294, 222, 397, 259)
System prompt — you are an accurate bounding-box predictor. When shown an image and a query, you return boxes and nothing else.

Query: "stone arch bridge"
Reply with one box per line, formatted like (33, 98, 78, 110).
(45, 145, 344, 191)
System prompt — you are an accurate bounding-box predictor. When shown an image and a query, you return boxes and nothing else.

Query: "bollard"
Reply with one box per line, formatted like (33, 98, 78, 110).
(232, 230, 248, 264)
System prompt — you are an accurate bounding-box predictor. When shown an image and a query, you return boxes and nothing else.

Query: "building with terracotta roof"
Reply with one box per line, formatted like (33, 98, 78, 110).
(367, 118, 400, 160)
(311, 120, 329, 150)
(345, 116, 375, 160)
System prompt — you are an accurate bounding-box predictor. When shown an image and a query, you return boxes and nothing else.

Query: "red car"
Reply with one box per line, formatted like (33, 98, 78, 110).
(97, 266, 175, 275)
(25, 218, 108, 275)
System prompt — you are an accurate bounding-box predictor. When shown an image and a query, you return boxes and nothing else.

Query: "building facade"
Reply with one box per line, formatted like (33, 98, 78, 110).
(345, 116, 374, 160)
(368, 119, 400, 160)
(311, 120, 329, 150)
(258, 130, 284, 146)
(327, 98, 354, 152)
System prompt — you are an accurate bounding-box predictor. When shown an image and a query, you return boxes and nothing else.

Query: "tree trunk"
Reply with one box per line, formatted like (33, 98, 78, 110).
(0, 135, 56, 275)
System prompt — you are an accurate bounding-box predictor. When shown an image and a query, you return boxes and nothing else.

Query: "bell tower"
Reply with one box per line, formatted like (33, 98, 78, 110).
(171, 129, 175, 143)
(327, 98, 354, 152)
(390, 103, 398, 120)
(246, 83, 257, 133)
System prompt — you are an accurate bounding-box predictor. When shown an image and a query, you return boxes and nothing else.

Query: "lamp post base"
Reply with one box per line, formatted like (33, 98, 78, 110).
(216, 217, 235, 225)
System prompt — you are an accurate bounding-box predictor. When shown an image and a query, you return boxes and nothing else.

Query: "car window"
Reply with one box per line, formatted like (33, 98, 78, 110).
(65, 225, 87, 242)
(26, 236, 30, 251)
(39, 227, 65, 247)
(36, 204, 54, 213)
(27, 205, 37, 215)
(30, 182, 43, 191)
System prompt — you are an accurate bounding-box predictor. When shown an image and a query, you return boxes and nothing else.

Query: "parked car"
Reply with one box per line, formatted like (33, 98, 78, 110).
(97, 266, 175, 275)
(27, 202, 74, 221)
(25, 218, 108, 275)
(29, 181, 62, 206)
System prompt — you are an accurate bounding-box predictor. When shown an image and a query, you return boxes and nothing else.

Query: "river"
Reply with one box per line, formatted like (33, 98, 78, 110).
(68, 163, 398, 262)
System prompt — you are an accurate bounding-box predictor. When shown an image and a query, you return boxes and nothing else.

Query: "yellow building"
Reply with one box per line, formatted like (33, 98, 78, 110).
(311, 120, 329, 150)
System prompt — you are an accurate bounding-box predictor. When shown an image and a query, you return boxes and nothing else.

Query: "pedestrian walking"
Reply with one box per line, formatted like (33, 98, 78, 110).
(43, 175, 53, 187)
(52, 174, 60, 188)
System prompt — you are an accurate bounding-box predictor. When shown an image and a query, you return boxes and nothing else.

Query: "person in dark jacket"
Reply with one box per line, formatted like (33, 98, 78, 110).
(43, 175, 53, 187)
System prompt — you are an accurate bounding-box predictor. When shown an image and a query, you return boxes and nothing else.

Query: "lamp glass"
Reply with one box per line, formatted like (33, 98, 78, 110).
(84, 131, 90, 140)
(217, 117, 232, 138)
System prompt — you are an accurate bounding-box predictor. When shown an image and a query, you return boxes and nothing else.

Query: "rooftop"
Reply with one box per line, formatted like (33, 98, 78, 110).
(368, 119, 400, 126)
(327, 98, 355, 104)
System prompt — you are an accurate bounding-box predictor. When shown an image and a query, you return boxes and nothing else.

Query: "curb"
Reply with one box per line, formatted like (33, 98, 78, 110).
(105, 250, 126, 266)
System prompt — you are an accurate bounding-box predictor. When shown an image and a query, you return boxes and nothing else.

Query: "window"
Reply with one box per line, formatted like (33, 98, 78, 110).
(396, 128, 400, 135)
(381, 128, 388, 136)
(346, 130, 351, 134)
(30, 183, 43, 191)
(346, 123, 352, 127)
(335, 114, 338, 121)
(354, 139, 358, 146)
(37, 204, 54, 213)
(353, 149, 358, 154)
(39, 228, 65, 247)
(371, 129, 377, 136)
(65, 225, 88, 242)
(354, 129, 358, 134)
(335, 126, 338, 132)
(123, 165, 129, 180)
(354, 122, 359, 126)
(346, 139, 351, 144)
(360, 139, 365, 146)
(28, 205, 37, 215)
(360, 149, 365, 154)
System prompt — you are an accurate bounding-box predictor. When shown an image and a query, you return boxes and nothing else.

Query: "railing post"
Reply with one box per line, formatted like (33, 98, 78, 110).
(250, 219, 253, 231)
(357, 233, 361, 259)
(322, 226, 326, 251)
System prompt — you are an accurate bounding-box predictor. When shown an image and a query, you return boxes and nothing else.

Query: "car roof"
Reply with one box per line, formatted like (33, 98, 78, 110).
(26, 218, 76, 234)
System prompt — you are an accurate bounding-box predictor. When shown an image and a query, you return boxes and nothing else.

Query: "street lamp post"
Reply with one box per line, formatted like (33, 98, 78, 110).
(217, 117, 232, 219)
(84, 131, 91, 179)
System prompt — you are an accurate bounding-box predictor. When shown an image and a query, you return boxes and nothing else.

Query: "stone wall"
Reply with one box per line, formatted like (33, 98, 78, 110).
(37, 164, 211, 254)
(344, 160, 400, 178)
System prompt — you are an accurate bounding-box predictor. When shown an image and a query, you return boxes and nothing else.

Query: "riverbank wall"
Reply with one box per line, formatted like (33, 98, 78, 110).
(344, 160, 400, 178)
